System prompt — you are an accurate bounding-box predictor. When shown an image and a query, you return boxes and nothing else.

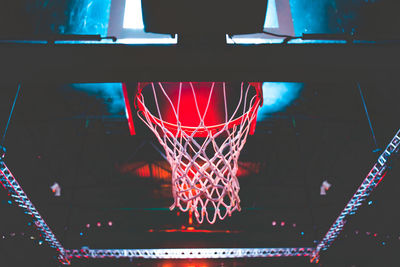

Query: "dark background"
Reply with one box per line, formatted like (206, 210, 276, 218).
(0, 1, 399, 267)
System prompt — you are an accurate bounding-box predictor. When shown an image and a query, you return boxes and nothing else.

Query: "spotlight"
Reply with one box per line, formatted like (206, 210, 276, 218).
(108, 221, 113, 227)
(50, 182, 61, 197)
(272, 221, 277, 226)
(320, 180, 331, 195)
(0, 146, 6, 159)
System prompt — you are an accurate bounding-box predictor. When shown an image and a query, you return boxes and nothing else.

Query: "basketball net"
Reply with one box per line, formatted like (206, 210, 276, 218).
(136, 82, 262, 224)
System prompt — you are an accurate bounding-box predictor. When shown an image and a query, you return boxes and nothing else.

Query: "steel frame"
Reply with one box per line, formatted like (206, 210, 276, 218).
(311, 129, 400, 263)
(65, 247, 314, 259)
(0, 129, 398, 265)
(1, 42, 400, 83)
(0, 161, 70, 264)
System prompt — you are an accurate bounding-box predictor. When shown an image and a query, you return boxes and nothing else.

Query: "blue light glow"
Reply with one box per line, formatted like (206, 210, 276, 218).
(70, 83, 124, 114)
(68, 0, 112, 36)
(257, 82, 303, 121)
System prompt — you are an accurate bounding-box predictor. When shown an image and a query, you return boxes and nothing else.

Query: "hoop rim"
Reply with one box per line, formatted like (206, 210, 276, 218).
(135, 82, 263, 136)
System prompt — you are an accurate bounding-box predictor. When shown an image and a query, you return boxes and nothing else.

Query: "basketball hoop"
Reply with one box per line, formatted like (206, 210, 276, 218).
(135, 82, 263, 224)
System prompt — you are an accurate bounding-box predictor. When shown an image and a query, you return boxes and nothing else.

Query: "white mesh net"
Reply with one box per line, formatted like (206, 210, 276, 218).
(136, 82, 262, 224)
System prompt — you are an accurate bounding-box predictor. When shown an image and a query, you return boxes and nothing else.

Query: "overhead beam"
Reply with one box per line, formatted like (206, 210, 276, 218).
(0, 42, 399, 83)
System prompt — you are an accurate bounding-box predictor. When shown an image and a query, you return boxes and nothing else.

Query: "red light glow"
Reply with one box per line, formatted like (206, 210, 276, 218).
(188, 210, 193, 225)
(154, 228, 240, 234)
(150, 82, 224, 129)
(117, 161, 263, 179)
(116, 161, 171, 179)
(135, 82, 262, 137)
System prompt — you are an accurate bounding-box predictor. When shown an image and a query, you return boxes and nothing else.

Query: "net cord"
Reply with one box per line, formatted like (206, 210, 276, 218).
(136, 82, 261, 223)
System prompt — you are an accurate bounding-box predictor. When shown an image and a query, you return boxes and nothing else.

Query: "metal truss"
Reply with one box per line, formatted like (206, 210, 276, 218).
(0, 160, 312, 265)
(1, 129, 399, 265)
(0, 161, 70, 265)
(311, 129, 400, 263)
(65, 247, 314, 259)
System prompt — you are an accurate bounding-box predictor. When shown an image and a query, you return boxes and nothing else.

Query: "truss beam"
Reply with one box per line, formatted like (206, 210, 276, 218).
(0, 161, 70, 265)
(65, 247, 314, 260)
(312, 129, 400, 262)
(1, 128, 399, 265)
